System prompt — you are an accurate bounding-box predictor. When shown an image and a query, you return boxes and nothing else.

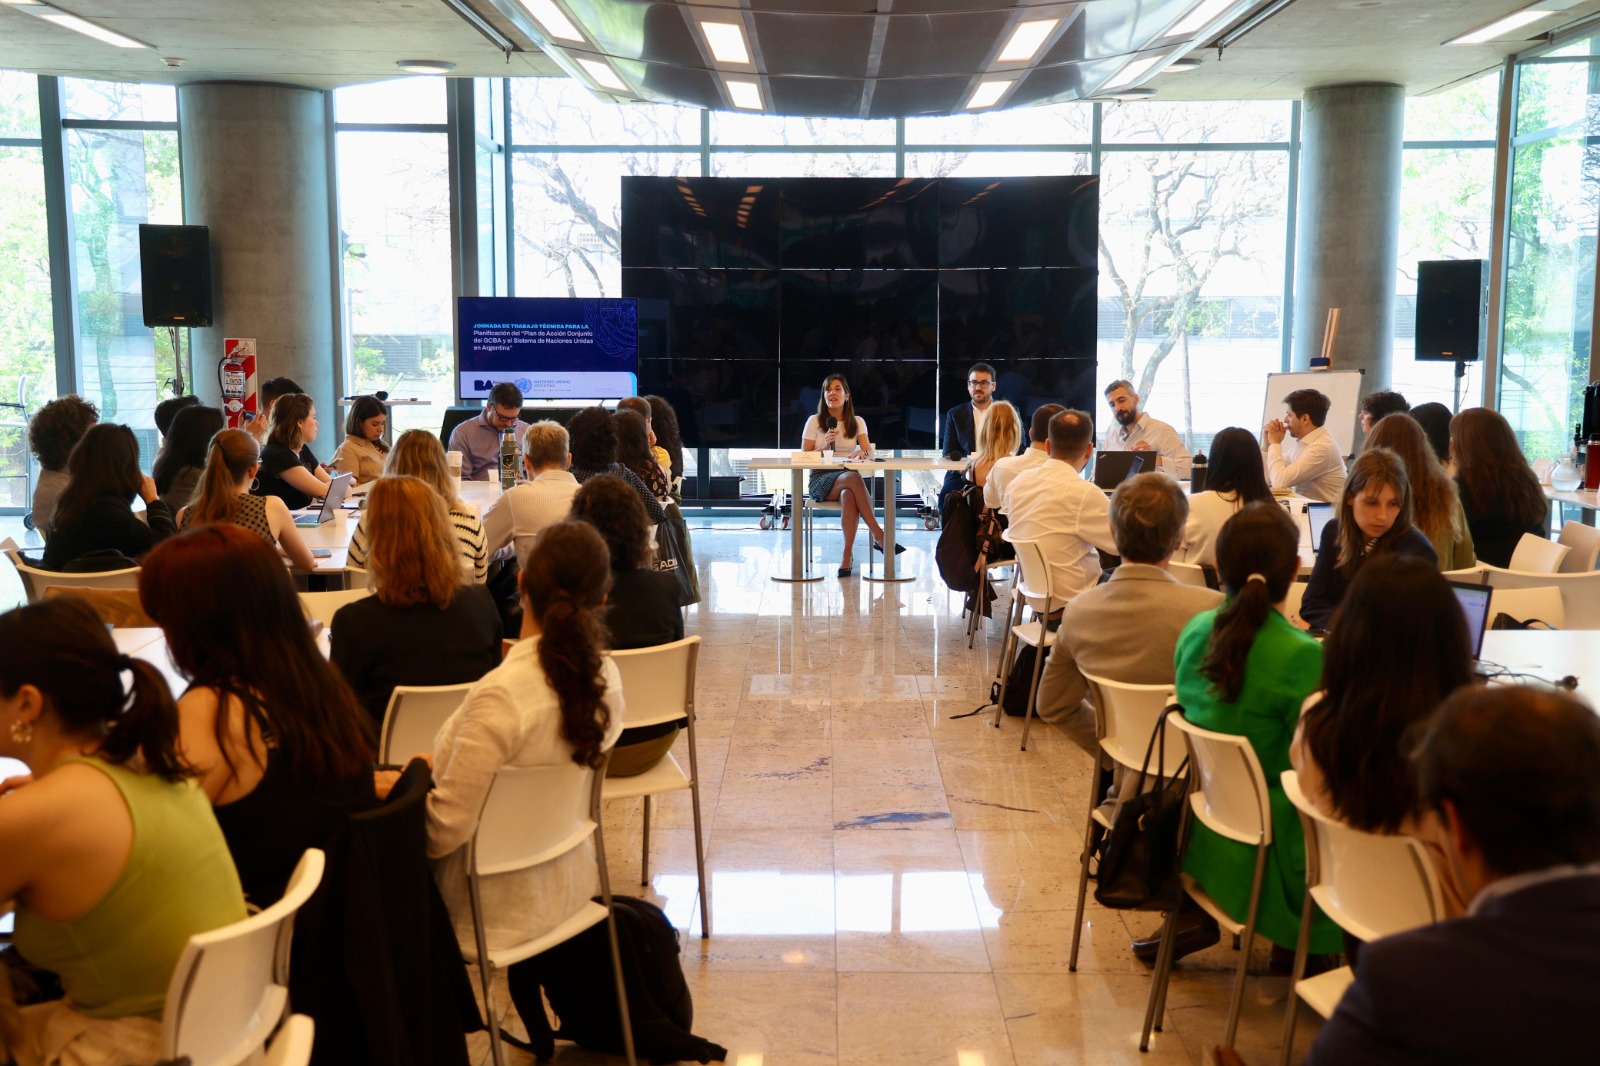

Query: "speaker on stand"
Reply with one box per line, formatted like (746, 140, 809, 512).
(1415, 258, 1484, 413)
(139, 224, 213, 397)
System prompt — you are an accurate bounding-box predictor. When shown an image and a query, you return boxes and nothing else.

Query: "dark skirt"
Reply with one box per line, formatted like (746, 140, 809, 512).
(808, 469, 845, 502)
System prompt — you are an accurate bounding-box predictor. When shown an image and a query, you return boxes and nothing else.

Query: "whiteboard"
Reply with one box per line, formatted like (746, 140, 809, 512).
(1261, 371, 1364, 458)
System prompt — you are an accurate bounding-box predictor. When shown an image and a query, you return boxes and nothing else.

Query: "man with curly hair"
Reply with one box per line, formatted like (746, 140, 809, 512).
(26, 394, 99, 530)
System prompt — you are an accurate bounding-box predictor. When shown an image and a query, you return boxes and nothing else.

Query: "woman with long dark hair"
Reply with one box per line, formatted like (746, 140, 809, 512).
(0, 597, 245, 1062)
(1408, 401, 1454, 466)
(152, 404, 224, 510)
(615, 408, 670, 501)
(1301, 448, 1437, 629)
(800, 373, 895, 577)
(140, 525, 377, 906)
(331, 394, 390, 485)
(178, 428, 316, 570)
(425, 520, 623, 1033)
(1292, 553, 1474, 914)
(566, 406, 667, 524)
(1365, 412, 1475, 570)
(1450, 406, 1548, 568)
(1178, 426, 1273, 566)
(643, 394, 684, 482)
(42, 423, 176, 570)
(252, 392, 332, 510)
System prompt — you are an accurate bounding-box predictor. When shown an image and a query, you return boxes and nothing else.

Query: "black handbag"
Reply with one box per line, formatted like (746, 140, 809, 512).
(1093, 703, 1192, 912)
(653, 503, 701, 607)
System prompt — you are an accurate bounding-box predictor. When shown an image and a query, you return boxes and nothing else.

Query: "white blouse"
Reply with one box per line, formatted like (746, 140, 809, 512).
(801, 413, 870, 454)
(1178, 489, 1247, 567)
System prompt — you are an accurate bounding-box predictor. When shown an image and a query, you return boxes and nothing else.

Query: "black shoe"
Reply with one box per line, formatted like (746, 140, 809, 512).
(838, 565, 854, 577)
(1131, 914, 1221, 964)
(872, 539, 908, 555)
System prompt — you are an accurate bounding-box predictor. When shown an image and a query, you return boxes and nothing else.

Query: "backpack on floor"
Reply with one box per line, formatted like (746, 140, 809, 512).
(511, 895, 727, 1064)
(988, 642, 1050, 717)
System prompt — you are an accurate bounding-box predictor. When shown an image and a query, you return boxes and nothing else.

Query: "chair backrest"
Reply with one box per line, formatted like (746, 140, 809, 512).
(471, 760, 600, 877)
(609, 636, 699, 729)
(1080, 672, 1182, 776)
(1441, 565, 1487, 584)
(4, 545, 138, 603)
(1281, 575, 1309, 627)
(342, 565, 369, 590)
(1169, 562, 1209, 588)
(1479, 566, 1600, 628)
(1558, 521, 1600, 572)
(1508, 533, 1569, 573)
(1005, 534, 1059, 613)
(162, 849, 325, 1066)
(1488, 586, 1565, 629)
(298, 588, 372, 629)
(1281, 770, 1444, 942)
(1169, 711, 1272, 847)
(379, 683, 473, 764)
(263, 1014, 315, 1066)
(41, 586, 153, 627)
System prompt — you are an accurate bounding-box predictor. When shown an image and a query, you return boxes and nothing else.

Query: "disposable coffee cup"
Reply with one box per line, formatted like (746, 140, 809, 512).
(447, 450, 464, 478)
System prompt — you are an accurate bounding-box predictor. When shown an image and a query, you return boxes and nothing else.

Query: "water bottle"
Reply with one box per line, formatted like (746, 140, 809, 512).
(1190, 451, 1208, 493)
(499, 428, 517, 491)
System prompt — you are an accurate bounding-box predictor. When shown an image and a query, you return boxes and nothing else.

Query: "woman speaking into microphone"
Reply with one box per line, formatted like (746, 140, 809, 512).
(800, 372, 899, 578)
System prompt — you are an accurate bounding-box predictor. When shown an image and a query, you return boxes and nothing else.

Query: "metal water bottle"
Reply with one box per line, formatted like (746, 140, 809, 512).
(1190, 451, 1207, 493)
(499, 428, 517, 490)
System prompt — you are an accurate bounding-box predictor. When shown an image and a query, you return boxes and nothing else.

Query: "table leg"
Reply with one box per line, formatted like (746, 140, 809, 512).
(774, 465, 820, 583)
(865, 467, 912, 584)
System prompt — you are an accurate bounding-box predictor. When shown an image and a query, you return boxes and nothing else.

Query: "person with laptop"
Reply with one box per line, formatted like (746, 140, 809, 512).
(252, 393, 332, 511)
(1004, 409, 1118, 603)
(939, 362, 1000, 510)
(1364, 413, 1476, 571)
(178, 428, 316, 571)
(349, 430, 488, 583)
(448, 381, 530, 482)
(1292, 554, 1477, 916)
(1262, 387, 1347, 502)
(246, 376, 304, 446)
(1100, 379, 1192, 478)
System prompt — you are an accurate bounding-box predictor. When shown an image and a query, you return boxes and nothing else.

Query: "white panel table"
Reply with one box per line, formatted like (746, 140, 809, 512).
(1479, 629, 1598, 701)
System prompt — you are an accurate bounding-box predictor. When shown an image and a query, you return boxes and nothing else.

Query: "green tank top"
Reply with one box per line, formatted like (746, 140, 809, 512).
(13, 757, 247, 1019)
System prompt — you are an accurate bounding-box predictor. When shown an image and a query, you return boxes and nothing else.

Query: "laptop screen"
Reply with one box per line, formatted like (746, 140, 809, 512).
(1449, 580, 1493, 659)
(1092, 451, 1145, 490)
(1306, 503, 1336, 552)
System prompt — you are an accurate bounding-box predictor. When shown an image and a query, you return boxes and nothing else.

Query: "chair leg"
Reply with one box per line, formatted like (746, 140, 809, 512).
(1279, 880, 1318, 1066)
(992, 594, 1024, 728)
(640, 794, 652, 886)
(1068, 757, 1108, 972)
(1140, 901, 1184, 1051)
(1223, 845, 1271, 1051)
(685, 724, 711, 940)
(966, 567, 986, 648)
(1019, 628, 1048, 752)
(469, 880, 506, 1066)
(595, 819, 639, 1066)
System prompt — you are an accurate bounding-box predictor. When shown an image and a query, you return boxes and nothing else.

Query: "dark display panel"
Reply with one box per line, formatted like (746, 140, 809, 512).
(777, 178, 939, 270)
(938, 176, 1098, 270)
(620, 179, 781, 270)
(779, 270, 937, 363)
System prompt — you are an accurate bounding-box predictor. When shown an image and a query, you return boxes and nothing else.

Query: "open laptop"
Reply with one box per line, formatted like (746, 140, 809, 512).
(1449, 579, 1493, 661)
(1305, 502, 1336, 553)
(1092, 451, 1145, 490)
(293, 472, 354, 527)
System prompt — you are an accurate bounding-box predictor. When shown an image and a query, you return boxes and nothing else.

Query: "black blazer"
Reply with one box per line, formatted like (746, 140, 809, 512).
(1306, 873, 1600, 1065)
(1300, 522, 1436, 629)
(942, 403, 978, 463)
(1456, 476, 1546, 569)
(42, 494, 175, 570)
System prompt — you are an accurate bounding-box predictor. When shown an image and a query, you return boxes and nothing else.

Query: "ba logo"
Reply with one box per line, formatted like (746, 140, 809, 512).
(473, 379, 497, 390)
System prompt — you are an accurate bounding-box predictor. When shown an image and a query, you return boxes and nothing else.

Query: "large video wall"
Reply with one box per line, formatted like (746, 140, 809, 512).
(621, 175, 1098, 450)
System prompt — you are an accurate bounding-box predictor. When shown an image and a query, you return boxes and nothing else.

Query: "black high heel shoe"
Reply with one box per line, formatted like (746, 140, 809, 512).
(872, 539, 907, 555)
(837, 564, 854, 577)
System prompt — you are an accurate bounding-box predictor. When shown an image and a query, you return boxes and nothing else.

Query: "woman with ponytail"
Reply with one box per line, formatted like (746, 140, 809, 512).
(1135, 502, 1340, 967)
(178, 427, 316, 570)
(425, 520, 623, 1018)
(140, 525, 377, 907)
(0, 597, 245, 1065)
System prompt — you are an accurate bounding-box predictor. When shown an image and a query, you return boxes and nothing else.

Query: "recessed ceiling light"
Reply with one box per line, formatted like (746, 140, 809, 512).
(698, 20, 751, 65)
(997, 19, 1059, 63)
(577, 58, 628, 92)
(1103, 55, 1161, 92)
(1168, 0, 1238, 37)
(965, 80, 1014, 110)
(0, 0, 46, 6)
(1445, 8, 1553, 45)
(512, 0, 585, 43)
(37, 9, 147, 48)
(1165, 57, 1201, 71)
(1112, 88, 1158, 101)
(724, 77, 763, 110)
(396, 59, 456, 74)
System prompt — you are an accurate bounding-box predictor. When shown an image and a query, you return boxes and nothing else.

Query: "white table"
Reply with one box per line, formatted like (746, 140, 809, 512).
(119, 626, 332, 698)
(746, 455, 962, 583)
(1479, 629, 1596, 701)
(292, 478, 505, 574)
(1546, 485, 1598, 526)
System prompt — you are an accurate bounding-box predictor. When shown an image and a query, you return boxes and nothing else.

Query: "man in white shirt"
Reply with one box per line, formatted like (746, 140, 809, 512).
(1263, 387, 1347, 503)
(1004, 409, 1118, 602)
(985, 403, 1061, 513)
(482, 420, 579, 568)
(1101, 379, 1192, 479)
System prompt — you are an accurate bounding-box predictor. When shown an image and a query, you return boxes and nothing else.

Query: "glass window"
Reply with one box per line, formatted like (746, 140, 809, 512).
(0, 70, 41, 138)
(1102, 99, 1291, 143)
(334, 77, 447, 125)
(62, 79, 176, 123)
(1515, 58, 1593, 136)
(511, 78, 700, 146)
(905, 102, 1091, 146)
(337, 131, 454, 435)
(904, 150, 1089, 178)
(711, 112, 895, 147)
(0, 141, 54, 508)
(709, 150, 895, 178)
(1405, 73, 1498, 142)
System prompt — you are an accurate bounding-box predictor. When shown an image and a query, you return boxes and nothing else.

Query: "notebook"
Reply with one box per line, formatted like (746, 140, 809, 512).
(293, 472, 354, 527)
(1092, 451, 1146, 490)
(1449, 579, 1493, 660)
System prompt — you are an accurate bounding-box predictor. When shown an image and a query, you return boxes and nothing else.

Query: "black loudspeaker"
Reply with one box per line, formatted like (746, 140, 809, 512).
(139, 224, 213, 327)
(1415, 259, 1483, 362)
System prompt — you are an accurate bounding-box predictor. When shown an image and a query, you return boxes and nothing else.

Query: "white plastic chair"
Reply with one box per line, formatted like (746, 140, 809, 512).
(992, 534, 1062, 751)
(298, 587, 372, 629)
(1281, 575, 1309, 628)
(378, 683, 473, 765)
(1142, 712, 1272, 1056)
(1478, 566, 1600, 628)
(1169, 561, 1209, 588)
(1068, 675, 1180, 971)
(465, 759, 636, 1066)
(1488, 585, 1565, 628)
(1277, 770, 1445, 1065)
(1441, 565, 1487, 584)
(342, 565, 369, 590)
(605, 636, 710, 938)
(1557, 521, 1600, 572)
(3, 542, 139, 603)
(161, 849, 325, 1066)
(263, 1014, 314, 1066)
(1508, 533, 1570, 573)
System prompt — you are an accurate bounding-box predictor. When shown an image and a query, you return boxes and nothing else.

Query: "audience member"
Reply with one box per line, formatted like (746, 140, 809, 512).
(617, 395, 672, 482)
(570, 474, 683, 776)
(253, 392, 332, 510)
(966, 400, 1021, 492)
(349, 430, 488, 582)
(616, 408, 671, 501)
(644, 393, 685, 483)
(141, 525, 378, 907)
(1101, 379, 1193, 478)
(1035, 473, 1222, 751)
(1004, 409, 1118, 602)
(1292, 554, 1474, 915)
(247, 376, 305, 445)
(984, 403, 1060, 513)
(1145, 502, 1341, 964)
(153, 393, 201, 444)
(1408, 402, 1453, 466)
(1177, 426, 1272, 566)
(178, 427, 316, 570)
(330, 394, 390, 484)
(1301, 449, 1437, 630)
(447, 382, 528, 481)
(25, 394, 97, 531)
(799, 374, 893, 577)
(482, 420, 579, 568)
(1365, 413, 1475, 570)
(425, 521, 623, 1038)
(567, 406, 667, 524)
(1263, 387, 1347, 502)
(0, 597, 246, 1064)
(1449, 406, 1548, 568)
(1306, 685, 1600, 1064)
(1359, 389, 1409, 433)
(331, 476, 502, 725)
(42, 424, 175, 570)
(152, 403, 224, 509)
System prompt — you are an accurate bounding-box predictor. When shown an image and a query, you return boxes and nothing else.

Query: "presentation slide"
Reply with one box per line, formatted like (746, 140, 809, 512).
(458, 296, 638, 400)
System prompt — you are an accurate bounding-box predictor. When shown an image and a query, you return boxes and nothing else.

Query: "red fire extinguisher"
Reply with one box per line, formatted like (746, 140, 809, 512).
(219, 338, 257, 431)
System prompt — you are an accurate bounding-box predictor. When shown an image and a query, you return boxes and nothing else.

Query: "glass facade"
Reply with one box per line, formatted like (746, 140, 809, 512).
(0, 72, 52, 507)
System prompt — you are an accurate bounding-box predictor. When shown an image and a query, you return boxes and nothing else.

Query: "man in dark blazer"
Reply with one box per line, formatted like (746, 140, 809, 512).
(939, 362, 997, 509)
(1306, 684, 1600, 1065)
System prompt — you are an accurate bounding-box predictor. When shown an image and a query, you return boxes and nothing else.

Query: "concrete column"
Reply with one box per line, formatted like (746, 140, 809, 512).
(1292, 83, 1405, 396)
(179, 83, 337, 444)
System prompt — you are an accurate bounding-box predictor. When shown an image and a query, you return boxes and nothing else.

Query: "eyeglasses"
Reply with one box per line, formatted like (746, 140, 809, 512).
(968, 379, 994, 387)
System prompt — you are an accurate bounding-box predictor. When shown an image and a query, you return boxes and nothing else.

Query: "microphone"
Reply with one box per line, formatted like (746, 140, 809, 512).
(825, 416, 837, 431)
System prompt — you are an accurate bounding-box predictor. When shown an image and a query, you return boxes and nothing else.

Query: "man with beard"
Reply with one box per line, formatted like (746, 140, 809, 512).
(1100, 379, 1191, 479)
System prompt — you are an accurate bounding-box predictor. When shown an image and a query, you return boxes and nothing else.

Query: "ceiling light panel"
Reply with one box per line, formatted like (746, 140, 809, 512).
(724, 77, 763, 110)
(966, 79, 1014, 110)
(1102, 54, 1161, 91)
(997, 19, 1059, 63)
(699, 20, 751, 65)
(577, 57, 628, 91)
(1445, 8, 1552, 45)
(513, 0, 585, 43)
(1166, 0, 1239, 38)
(37, 9, 147, 48)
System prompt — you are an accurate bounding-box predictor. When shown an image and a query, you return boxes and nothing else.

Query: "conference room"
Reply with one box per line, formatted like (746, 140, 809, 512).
(5, 1, 1600, 1065)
